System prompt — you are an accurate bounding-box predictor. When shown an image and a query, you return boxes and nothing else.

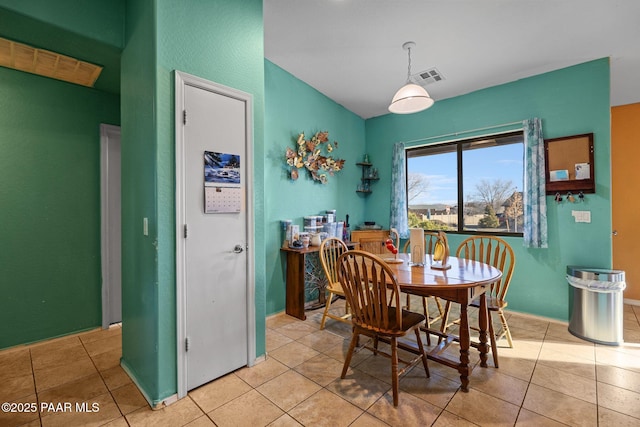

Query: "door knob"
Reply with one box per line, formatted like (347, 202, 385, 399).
(233, 244, 244, 253)
(612, 230, 618, 236)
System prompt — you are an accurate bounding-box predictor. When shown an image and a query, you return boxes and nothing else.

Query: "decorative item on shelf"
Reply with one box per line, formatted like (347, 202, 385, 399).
(281, 219, 292, 242)
(285, 131, 345, 184)
(299, 232, 310, 248)
(430, 231, 451, 270)
(289, 239, 303, 249)
(286, 224, 299, 245)
(383, 227, 403, 264)
(356, 158, 379, 194)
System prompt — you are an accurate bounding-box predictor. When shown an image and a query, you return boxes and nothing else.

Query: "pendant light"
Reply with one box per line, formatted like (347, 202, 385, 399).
(388, 41, 434, 114)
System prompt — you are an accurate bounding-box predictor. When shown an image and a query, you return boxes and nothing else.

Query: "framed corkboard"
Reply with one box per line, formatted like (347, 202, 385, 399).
(544, 133, 594, 194)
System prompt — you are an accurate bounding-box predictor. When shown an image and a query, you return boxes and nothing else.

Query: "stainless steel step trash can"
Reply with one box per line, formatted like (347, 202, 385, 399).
(567, 266, 626, 346)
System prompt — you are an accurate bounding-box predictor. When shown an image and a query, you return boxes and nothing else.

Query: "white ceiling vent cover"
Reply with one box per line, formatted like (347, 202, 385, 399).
(411, 68, 445, 86)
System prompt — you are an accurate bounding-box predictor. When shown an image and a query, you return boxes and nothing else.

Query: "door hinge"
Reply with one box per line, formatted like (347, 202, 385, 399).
(185, 337, 190, 352)
(184, 224, 188, 239)
(183, 110, 187, 125)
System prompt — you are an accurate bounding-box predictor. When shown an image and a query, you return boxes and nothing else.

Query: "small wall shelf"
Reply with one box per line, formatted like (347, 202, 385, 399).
(356, 162, 379, 194)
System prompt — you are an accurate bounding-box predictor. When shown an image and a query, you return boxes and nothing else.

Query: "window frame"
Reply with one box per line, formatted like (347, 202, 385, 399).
(406, 130, 524, 237)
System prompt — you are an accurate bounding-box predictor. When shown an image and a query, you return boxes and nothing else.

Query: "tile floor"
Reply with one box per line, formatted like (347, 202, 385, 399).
(2, 298, 640, 426)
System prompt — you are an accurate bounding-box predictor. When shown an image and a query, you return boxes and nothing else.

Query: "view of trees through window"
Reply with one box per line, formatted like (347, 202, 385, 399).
(406, 132, 524, 235)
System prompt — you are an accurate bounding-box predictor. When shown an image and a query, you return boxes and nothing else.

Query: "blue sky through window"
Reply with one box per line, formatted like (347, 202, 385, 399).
(408, 143, 524, 206)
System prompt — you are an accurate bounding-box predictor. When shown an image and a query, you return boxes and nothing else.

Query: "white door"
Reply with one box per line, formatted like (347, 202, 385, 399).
(176, 74, 253, 392)
(101, 124, 121, 327)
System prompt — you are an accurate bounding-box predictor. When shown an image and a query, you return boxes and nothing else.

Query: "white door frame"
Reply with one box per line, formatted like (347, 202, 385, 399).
(174, 71, 256, 398)
(100, 123, 121, 329)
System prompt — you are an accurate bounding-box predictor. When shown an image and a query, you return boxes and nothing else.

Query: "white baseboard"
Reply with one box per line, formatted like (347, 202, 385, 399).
(120, 359, 158, 409)
(162, 394, 179, 407)
(624, 298, 640, 306)
(505, 309, 568, 325)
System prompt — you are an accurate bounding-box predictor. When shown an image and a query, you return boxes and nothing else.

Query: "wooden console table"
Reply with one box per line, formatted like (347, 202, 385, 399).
(280, 241, 357, 320)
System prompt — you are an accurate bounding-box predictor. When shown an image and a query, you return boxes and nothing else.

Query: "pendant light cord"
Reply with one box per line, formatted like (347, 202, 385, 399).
(406, 46, 412, 83)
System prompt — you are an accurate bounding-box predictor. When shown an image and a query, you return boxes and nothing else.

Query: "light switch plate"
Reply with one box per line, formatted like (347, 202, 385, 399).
(143, 217, 149, 235)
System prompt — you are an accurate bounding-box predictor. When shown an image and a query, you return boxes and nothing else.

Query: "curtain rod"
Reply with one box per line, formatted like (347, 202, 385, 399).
(403, 120, 524, 146)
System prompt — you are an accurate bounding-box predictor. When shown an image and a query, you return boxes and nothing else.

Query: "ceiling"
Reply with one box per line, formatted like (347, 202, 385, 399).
(264, 0, 640, 119)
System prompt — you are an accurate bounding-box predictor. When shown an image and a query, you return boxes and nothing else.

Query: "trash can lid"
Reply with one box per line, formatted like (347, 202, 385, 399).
(567, 266, 625, 282)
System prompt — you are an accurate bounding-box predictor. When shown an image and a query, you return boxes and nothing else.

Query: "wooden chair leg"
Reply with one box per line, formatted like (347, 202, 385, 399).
(434, 297, 445, 318)
(499, 310, 514, 348)
(391, 337, 399, 407)
(488, 313, 499, 368)
(414, 329, 430, 377)
(320, 291, 334, 330)
(341, 332, 360, 378)
(422, 297, 429, 324)
(440, 301, 452, 333)
(421, 298, 432, 346)
(439, 301, 452, 344)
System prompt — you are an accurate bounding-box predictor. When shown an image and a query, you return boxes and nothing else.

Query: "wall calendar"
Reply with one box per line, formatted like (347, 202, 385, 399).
(203, 150, 242, 213)
(204, 186, 242, 213)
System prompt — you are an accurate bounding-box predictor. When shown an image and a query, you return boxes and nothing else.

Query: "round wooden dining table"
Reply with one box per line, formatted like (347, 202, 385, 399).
(384, 253, 503, 392)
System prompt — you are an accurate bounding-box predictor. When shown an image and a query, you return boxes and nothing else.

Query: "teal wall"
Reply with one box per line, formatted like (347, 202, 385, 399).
(264, 60, 367, 315)
(120, 0, 266, 405)
(0, 67, 120, 348)
(0, 0, 124, 48)
(120, 0, 162, 405)
(0, 2, 123, 95)
(365, 59, 612, 321)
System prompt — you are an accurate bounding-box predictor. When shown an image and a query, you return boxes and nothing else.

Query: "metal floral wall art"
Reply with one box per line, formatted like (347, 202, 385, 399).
(285, 131, 345, 184)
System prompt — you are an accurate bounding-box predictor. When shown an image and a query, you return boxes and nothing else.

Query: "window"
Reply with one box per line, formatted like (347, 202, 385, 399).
(406, 131, 524, 235)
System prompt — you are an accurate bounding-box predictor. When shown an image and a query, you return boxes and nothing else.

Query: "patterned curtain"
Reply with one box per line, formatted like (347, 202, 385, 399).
(390, 142, 409, 239)
(523, 118, 548, 248)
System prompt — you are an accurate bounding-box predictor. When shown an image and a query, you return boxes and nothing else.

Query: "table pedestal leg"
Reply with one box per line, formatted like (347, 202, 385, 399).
(458, 303, 470, 392)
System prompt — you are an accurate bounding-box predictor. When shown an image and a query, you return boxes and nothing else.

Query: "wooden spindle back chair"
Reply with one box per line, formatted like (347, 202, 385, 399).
(440, 235, 515, 367)
(319, 237, 350, 329)
(337, 250, 429, 406)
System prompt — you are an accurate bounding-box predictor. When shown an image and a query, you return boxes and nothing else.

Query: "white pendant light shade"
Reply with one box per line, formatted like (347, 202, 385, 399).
(389, 83, 434, 114)
(389, 41, 435, 114)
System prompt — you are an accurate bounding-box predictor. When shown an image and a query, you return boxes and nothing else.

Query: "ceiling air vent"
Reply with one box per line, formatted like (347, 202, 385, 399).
(411, 67, 445, 86)
(0, 37, 102, 88)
